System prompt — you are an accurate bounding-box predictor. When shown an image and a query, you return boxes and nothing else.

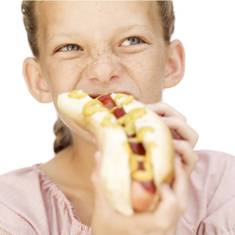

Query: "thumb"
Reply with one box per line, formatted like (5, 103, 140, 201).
(91, 151, 102, 185)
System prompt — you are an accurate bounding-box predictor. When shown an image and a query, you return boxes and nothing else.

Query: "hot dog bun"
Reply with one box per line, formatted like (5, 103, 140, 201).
(57, 89, 174, 215)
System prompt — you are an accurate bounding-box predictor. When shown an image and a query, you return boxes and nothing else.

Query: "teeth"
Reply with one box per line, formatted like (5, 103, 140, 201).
(90, 94, 110, 98)
(90, 92, 131, 98)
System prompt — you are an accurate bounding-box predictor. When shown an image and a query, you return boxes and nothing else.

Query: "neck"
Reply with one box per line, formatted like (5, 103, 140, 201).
(48, 132, 98, 192)
(69, 134, 97, 183)
(40, 133, 97, 226)
(61, 134, 98, 226)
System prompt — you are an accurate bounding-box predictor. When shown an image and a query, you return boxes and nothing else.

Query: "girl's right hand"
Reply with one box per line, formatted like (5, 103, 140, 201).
(90, 152, 189, 235)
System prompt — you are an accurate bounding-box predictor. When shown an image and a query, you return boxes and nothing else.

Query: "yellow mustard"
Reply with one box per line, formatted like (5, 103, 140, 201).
(122, 96, 134, 105)
(117, 108, 146, 136)
(129, 142, 156, 181)
(131, 169, 153, 182)
(115, 94, 134, 105)
(130, 154, 144, 171)
(83, 99, 106, 116)
(117, 108, 145, 125)
(115, 93, 127, 100)
(124, 123, 135, 136)
(68, 90, 87, 99)
(100, 114, 120, 128)
(137, 126, 155, 141)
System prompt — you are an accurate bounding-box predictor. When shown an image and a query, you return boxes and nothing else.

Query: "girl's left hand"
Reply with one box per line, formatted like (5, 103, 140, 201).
(147, 102, 199, 176)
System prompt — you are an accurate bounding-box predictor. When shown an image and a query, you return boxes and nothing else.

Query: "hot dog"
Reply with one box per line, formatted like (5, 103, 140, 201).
(57, 89, 175, 215)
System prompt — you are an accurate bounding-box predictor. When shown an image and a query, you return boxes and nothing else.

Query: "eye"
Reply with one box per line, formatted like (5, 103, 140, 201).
(121, 36, 146, 47)
(57, 43, 83, 52)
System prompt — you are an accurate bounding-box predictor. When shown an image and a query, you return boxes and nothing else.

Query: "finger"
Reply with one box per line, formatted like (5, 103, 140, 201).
(146, 103, 199, 148)
(173, 140, 198, 175)
(173, 158, 189, 213)
(158, 185, 178, 212)
(91, 152, 101, 189)
(130, 185, 180, 233)
(162, 116, 199, 148)
(153, 185, 180, 230)
(146, 102, 187, 122)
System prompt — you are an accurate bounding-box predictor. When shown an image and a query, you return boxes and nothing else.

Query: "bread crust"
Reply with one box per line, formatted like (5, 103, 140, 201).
(57, 90, 174, 215)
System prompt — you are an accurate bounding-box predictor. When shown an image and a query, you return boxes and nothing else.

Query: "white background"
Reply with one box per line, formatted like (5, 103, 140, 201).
(0, 1, 234, 174)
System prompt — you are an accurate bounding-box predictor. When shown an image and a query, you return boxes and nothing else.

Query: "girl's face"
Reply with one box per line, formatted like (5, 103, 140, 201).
(35, 1, 170, 105)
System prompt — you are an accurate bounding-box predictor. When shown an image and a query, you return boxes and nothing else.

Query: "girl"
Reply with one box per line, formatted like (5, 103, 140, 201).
(0, 1, 234, 235)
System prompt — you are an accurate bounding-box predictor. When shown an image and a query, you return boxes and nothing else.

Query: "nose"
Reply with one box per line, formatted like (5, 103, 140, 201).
(86, 54, 121, 83)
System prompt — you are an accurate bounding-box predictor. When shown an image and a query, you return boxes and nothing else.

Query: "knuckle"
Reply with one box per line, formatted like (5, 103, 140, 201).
(184, 142, 194, 155)
(173, 117, 183, 126)
(181, 115, 187, 122)
(173, 118, 186, 127)
(165, 117, 183, 130)
(176, 139, 190, 151)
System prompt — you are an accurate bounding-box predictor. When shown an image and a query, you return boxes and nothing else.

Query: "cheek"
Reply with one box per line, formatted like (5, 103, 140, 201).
(122, 48, 164, 82)
(122, 50, 165, 102)
(46, 59, 84, 93)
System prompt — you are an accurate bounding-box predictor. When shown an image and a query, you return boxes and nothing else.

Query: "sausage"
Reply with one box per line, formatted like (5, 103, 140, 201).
(131, 181, 157, 212)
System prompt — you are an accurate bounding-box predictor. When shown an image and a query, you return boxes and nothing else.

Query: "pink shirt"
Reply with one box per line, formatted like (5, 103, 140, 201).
(0, 150, 235, 235)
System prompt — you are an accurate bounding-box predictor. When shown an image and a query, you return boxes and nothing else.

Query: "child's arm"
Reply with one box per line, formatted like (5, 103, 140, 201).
(90, 102, 197, 235)
(91, 150, 187, 235)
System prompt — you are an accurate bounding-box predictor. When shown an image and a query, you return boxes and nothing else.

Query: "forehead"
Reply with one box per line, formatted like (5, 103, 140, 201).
(36, 1, 161, 39)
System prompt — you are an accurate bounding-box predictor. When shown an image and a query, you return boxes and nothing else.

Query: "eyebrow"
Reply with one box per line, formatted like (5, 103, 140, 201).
(47, 24, 153, 43)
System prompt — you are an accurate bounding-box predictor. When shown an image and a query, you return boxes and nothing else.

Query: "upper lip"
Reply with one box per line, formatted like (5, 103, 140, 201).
(89, 91, 132, 98)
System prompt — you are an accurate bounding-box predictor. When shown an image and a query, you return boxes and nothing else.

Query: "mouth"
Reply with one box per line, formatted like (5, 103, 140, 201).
(88, 91, 135, 111)
(89, 91, 132, 99)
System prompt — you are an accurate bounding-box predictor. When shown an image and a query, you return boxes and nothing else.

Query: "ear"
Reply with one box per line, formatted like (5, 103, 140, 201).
(163, 39, 185, 88)
(23, 57, 52, 103)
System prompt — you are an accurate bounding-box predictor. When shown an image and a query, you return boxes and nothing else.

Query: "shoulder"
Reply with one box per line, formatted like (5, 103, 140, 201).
(0, 164, 42, 204)
(194, 149, 235, 201)
(193, 149, 235, 191)
(0, 165, 47, 234)
(183, 150, 235, 234)
(0, 164, 88, 235)
(196, 149, 235, 165)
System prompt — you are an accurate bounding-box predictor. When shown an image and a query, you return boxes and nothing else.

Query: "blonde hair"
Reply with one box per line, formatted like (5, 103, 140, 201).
(21, 1, 175, 153)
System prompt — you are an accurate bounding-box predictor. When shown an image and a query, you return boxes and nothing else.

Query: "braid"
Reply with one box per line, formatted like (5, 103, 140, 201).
(53, 118, 73, 153)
